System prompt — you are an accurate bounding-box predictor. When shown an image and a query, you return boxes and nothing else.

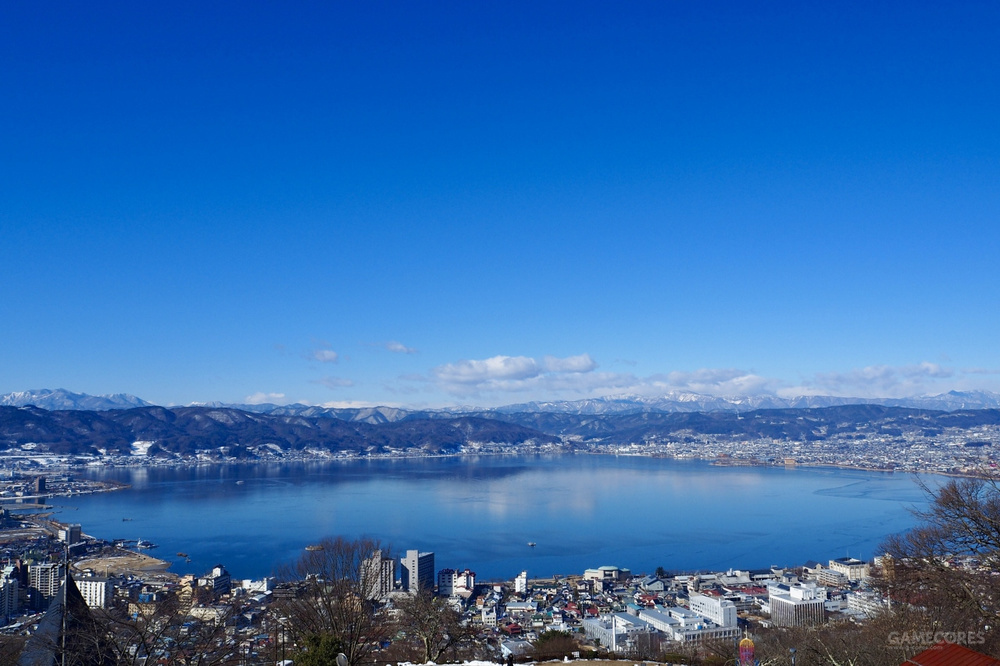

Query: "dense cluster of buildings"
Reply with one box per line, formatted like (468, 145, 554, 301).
(0, 502, 888, 663)
(347, 550, 885, 659)
(596, 424, 1000, 476)
(489, 557, 882, 659)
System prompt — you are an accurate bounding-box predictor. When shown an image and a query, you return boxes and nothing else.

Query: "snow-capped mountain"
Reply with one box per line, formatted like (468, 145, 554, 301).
(4, 388, 1000, 416)
(0, 388, 152, 411)
(492, 390, 1000, 415)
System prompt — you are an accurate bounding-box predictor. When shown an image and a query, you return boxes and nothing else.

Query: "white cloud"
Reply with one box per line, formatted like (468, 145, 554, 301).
(653, 368, 777, 396)
(907, 362, 953, 379)
(543, 353, 597, 373)
(313, 376, 355, 389)
(417, 354, 997, 405)
(313, 349, 339, 363)
(432, 353, 622, 398)
(435, 355, 542, 385)
(244, 392, 286, 405)
(428, 361, 780, 402)
(792, 362, 957, 398)
(385, 341, 417, 354)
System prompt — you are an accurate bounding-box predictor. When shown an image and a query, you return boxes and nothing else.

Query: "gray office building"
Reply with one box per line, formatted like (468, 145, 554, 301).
(400, 550, 434, 593)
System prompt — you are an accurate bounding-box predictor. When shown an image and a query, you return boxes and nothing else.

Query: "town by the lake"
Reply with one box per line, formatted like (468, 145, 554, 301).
(0, 469, 890, 663)
(0, 441, 993, 664)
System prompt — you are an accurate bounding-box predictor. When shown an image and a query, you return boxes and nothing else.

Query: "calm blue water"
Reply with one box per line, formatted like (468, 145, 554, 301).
(48, 455, 932, 581)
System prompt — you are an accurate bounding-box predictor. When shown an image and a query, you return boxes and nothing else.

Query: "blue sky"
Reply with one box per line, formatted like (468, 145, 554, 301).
(3, 1, 1000, 408)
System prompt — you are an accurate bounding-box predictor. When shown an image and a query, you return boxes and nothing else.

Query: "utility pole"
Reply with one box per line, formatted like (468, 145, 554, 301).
(61, 543, 69, 666)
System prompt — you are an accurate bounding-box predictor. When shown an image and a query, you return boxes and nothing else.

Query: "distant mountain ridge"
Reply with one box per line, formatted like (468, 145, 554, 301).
(4, 388, 1000, 418)
(0, 405, 558, 457)
(3, 402, 999, 458)
(0, 389, 152, 411)
(491, 390, 1000, 415)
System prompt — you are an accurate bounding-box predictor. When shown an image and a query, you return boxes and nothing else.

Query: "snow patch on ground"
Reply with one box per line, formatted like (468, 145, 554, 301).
(131, 440, 155, 456)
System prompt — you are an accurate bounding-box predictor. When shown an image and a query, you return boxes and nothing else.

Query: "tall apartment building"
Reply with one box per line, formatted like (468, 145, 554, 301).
(0, 577, 19, 619)
(58, 524, 82, 545)
(28, 563, 64, 610)
(400, 550, 434, 593)
(514, 570, 528, 595)
(76, 577, 113, 609)
(362, 550, 396, 600)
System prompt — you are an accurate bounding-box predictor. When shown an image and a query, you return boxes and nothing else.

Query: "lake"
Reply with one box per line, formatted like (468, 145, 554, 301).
(49, 454, 932, 581)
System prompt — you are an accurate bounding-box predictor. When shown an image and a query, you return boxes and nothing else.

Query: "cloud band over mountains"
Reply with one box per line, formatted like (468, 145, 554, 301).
(418, 354, 1000, 403)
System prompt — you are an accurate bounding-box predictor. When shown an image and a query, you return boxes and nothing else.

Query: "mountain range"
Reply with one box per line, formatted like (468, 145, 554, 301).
(0, 405, 558, 457)
(0, 389, 153, 411)
(4, 388, 1000, 417)
(2, 389, 1000, 458)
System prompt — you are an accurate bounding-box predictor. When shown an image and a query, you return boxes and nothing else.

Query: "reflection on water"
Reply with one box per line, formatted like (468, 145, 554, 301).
(51, 455, 929, 580)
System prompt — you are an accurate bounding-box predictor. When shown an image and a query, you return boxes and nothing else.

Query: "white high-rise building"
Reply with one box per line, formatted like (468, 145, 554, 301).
(514, 570, 528, 595)
(400, 550, 434, 594)
(77, 578, 113, 609)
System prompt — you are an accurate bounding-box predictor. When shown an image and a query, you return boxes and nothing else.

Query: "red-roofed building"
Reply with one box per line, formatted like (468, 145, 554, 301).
(501, 622, 523, 636)
(902, 641, 1000, 666)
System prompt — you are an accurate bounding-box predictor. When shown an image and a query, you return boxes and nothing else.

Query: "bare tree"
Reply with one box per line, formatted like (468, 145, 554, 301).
(744, 475, 1000, 666)
(876, 475, 1000, 655)
(13, 580, 233, 666)
(0, 636, 26, 664)
(85, 594, 233, 666)
(750, 609, 935, 666)
(392, 590, 477, 663)
(273, 536, 392, 666)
